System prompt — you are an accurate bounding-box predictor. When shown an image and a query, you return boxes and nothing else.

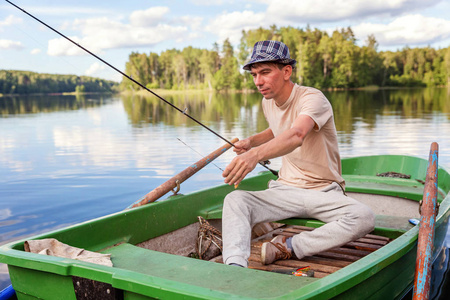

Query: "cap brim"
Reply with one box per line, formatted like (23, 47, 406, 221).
(243, 58, 297, 71)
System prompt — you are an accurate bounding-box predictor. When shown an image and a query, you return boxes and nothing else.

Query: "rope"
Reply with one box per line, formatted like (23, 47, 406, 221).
(196, 216, 222, 260)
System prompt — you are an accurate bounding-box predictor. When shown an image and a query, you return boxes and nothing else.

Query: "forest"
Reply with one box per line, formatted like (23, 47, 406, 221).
(2, 25, 449, 95)
(121, 26, 450, 91)
(0, 70, 118, 95)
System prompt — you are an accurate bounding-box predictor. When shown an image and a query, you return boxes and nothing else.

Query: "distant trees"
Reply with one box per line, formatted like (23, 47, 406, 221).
(3, 25, 448, 95)
(0, 70, 118, 95)
(213, 39, 241, 91)
(121, 25, 449, 91)
(237, 26, 449, 89)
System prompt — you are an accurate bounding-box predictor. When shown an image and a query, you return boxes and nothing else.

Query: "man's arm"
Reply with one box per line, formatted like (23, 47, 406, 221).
(223, 114, 315, 185)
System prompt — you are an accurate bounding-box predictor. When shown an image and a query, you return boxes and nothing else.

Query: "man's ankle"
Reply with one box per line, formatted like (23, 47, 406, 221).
(229, 263, 244, 267)
(286, 237, 293, 251)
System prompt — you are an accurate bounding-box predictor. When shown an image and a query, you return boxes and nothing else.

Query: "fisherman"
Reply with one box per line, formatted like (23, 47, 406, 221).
(222, 40, 375, 268)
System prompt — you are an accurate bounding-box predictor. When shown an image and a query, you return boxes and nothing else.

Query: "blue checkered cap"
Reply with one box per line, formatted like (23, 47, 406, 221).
(243, 40, 297, 71)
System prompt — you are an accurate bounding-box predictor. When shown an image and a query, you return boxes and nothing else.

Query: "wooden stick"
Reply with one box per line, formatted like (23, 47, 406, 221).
(128, 138, 238, 208)
(413, 142, 439, 300)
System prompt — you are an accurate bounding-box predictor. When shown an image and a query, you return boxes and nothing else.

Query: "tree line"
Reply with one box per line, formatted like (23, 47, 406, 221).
(121, 25, 450, 91)
(0, 70, 118, 95)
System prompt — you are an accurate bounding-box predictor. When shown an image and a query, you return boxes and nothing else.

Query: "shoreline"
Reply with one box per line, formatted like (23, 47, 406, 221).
(1, 85, 448, 98)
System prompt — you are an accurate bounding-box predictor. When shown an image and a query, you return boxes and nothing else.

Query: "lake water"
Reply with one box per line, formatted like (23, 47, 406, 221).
(1, 87, 450, 297)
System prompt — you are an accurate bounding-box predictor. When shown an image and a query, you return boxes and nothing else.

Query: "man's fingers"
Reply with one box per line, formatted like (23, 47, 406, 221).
(232, 169, 251, 187)
(226, 166, 246, 185)
(233, 139, 251, 155)
(234, 148, 247, 155)
(223, 150, 258, 185)
(222, 160, 236, 178)
(223, 158, 246, 184)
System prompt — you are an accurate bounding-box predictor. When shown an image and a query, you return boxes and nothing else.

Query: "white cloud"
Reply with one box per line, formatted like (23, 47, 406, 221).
(203, 1, 448, 49)
(30, 48, 42, 55)
(266, 0, 442, 23)
(206, 10, 266, 44)
(352, 14, 450, 47)
(47, 14, 189, 56)
(0, 39, 24, 50)
(17, 6, 111, 17)
(0, 15, 22, 30)
(85, 62, 105, 76)
(191, 0, 225, 5)
(47, 36, 85, 56)
(111, 73, 123, 82)
(178, 16, 203, 31)
(129, 6, 169, 27)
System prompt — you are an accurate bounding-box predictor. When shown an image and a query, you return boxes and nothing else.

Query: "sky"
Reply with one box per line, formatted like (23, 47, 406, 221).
(1, 0, 450, 82)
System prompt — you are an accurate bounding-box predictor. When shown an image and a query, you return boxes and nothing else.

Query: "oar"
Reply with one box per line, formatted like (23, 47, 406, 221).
(413, 142, 439, 300)
(127, 138, 238, 209)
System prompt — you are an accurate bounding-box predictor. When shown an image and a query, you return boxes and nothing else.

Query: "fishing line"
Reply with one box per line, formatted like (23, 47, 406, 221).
(6, 0, 278, 176)
(8, 17, 84, 77)
(177, 138, 225, 172)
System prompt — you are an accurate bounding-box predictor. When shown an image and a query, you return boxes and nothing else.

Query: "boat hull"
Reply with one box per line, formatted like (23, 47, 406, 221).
(1, 155, 449, 299)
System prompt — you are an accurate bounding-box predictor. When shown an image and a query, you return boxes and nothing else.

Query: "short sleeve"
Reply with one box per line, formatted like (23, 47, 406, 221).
(298, 89, 332, 130)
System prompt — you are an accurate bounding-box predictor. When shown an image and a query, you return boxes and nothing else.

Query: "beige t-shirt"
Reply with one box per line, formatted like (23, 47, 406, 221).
(262, 84, 344, 190)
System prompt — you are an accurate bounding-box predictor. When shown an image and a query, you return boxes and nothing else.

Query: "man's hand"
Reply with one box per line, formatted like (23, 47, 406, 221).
(233, 139, 252, 155)
(222, 150, 259, 186)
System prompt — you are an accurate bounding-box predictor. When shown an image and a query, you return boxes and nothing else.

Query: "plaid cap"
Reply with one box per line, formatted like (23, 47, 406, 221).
(243, 40, 297, 71)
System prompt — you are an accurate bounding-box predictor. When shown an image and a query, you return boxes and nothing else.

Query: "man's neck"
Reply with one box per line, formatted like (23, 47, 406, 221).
(274, 81, 295, 107)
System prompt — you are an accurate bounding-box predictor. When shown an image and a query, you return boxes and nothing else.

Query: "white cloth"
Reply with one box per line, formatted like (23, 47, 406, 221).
(24, 238, 113, 267)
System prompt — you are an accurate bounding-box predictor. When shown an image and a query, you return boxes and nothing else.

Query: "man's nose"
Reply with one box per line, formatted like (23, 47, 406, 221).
(254, 74, 263, 86)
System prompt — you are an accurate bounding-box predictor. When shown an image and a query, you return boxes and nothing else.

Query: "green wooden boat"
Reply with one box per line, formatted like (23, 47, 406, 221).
(1, 154, 450, 299)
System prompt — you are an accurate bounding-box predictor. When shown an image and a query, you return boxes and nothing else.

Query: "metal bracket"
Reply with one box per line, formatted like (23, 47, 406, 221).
(171, 179, 181, 195)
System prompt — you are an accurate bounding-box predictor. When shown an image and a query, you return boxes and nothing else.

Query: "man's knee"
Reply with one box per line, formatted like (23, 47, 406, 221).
(223, 190, 250, 212)
(224, 190, 245, 203)
(355, 204, 375, 235)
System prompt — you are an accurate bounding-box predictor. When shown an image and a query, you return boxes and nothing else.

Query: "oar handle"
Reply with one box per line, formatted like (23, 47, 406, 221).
(413, 142, 439, 300)
(128, 138, 239, 208)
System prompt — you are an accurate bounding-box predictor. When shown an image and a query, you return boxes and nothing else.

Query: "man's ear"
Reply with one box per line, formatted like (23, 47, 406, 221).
(283, 65, 293, 80)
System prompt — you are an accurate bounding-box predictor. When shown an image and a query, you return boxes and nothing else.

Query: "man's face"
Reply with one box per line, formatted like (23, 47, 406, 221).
(249, 63, 290, 100)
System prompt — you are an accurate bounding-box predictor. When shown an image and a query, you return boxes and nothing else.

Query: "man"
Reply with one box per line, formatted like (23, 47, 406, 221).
(221, 40, 375, 268)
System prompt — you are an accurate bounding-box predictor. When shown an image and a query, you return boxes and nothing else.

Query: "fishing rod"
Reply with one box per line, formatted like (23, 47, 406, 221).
(6, 0, 278, 176)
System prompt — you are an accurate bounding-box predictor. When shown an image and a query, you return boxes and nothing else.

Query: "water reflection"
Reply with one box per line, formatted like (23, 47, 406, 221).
(2, 88, 448, 130)
(121, 91, 269, 135)
(431, 246, 450, 299)
(119, 88, 450, 161)
(120, 88, 450, 130)
(327, 88, 450, 134)
(0, 94, 114, 116)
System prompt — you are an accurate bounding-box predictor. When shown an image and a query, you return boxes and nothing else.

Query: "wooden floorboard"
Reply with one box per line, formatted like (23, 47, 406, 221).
(213, 224, 391, 278)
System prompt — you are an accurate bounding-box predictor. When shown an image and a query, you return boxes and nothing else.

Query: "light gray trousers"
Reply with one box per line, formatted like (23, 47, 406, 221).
(222, 180, 375, 267)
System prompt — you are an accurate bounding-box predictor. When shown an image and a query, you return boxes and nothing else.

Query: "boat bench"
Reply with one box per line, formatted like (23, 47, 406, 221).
(278, 215, 414, 237)
(102, 242, 316, 299)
